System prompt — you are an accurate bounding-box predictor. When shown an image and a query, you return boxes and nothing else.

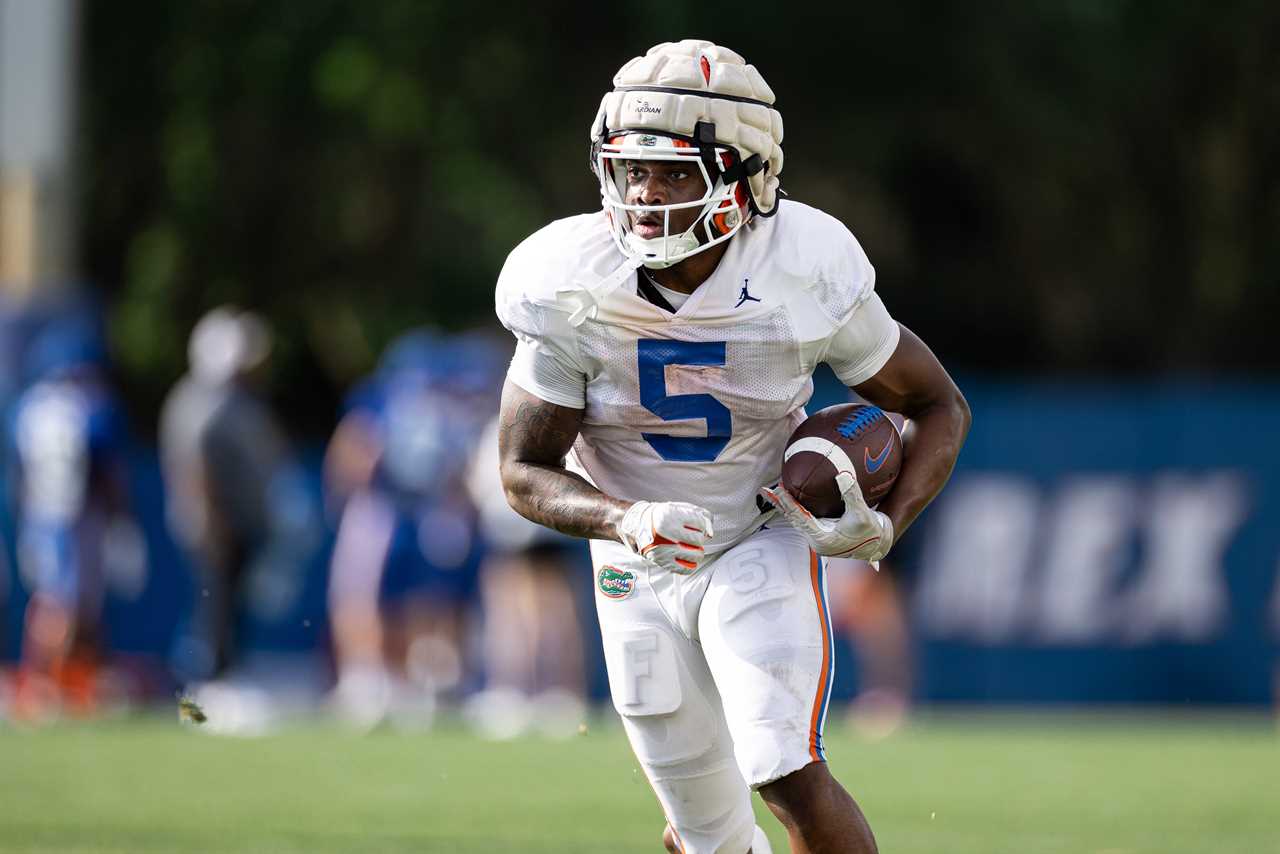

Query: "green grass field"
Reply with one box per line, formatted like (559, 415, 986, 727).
(1, 711, 1276, 853)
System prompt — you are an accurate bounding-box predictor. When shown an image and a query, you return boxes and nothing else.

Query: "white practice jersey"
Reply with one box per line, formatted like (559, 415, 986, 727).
(496, 200, 900, 554)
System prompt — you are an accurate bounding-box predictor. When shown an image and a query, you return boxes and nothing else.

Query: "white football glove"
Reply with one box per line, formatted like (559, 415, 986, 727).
(759, 472, 893, 562)
(617, 501, 714, 575)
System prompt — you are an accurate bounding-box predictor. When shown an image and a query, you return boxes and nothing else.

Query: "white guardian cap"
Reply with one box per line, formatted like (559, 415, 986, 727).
(590, 40, 785, 269)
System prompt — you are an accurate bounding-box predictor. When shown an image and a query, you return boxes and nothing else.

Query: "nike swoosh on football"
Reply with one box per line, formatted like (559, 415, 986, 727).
(864, 438, 894, 474)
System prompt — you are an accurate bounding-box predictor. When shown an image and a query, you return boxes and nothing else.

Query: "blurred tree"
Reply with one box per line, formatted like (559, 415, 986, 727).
(80, 1, 1280, 435)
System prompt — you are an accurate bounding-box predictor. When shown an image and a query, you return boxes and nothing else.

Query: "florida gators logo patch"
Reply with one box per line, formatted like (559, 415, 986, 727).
(597, 565, 636, 600)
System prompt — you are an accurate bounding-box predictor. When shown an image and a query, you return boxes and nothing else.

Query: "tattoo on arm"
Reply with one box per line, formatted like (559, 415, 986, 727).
(502, 395, 579, 465)
(498, 381, 630, 542)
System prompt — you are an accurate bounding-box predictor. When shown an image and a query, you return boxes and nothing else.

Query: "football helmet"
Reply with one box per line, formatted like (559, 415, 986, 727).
(590, 40, 784, 269)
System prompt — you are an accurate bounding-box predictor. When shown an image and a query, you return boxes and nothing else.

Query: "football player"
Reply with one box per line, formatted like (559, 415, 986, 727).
(324, 330, 492, 728)
(496, 40, 970, 854)
(11, 317, 131, 719)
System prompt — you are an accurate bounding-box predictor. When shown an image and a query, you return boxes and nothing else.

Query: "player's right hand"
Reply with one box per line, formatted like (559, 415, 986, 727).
(617, 500, 714, 575)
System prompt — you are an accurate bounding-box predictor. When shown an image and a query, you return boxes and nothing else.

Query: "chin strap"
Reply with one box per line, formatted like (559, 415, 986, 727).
(558, 255, 645, 327)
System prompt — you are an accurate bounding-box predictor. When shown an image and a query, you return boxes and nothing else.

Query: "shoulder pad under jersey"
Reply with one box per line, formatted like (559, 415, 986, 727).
(495, 213, 622, 327)
(765, 200, 877, 328)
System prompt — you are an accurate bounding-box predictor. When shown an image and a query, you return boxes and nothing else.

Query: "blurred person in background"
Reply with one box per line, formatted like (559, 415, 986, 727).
(324, 329, 497, 729)
(464, 411, 589, 739)
(160, 307, 300, 685)
(0, 301, 23, 691)
(8, 316, 131, 719)
(824, 556, 912, 737)
(826, 410, 914, 737)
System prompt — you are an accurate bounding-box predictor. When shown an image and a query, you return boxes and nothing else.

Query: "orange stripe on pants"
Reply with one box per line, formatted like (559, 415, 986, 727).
(807, 549, 831, 761)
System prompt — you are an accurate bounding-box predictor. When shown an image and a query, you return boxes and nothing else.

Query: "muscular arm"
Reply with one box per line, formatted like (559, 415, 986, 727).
(497, 379, 631, 541)
(852, 324, 971, 541)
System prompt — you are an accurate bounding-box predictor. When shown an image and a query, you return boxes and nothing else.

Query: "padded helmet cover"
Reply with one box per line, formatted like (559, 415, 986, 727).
(591, 39, 784, 216)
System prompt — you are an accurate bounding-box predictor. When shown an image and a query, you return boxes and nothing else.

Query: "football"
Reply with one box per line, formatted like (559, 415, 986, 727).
(780, 404, 903, 518)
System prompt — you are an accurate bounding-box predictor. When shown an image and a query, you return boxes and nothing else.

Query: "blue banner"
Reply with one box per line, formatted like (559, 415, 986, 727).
(907, 380, 1280, 704)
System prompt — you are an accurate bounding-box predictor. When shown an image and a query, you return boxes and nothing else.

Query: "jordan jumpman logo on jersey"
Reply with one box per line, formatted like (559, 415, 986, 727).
(735, 278, 762, 308)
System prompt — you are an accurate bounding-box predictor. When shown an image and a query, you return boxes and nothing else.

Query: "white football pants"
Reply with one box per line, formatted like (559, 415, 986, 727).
(592, 525, 834, 854)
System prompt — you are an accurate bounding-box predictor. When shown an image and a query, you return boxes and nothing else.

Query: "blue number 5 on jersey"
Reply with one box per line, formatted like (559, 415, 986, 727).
(637, 339, 731, 462)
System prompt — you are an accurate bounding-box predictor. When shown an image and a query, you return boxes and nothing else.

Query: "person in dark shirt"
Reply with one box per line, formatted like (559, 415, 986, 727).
(160, 307, 295, 682)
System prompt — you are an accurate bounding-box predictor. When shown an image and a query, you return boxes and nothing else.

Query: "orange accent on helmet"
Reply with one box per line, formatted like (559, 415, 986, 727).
(670, 138, 697, 157)
(709, 150, 750, 236)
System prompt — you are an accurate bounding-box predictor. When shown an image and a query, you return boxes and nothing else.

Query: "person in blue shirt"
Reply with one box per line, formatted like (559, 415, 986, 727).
(324, 329, 499, 727)
(9, 317, 130, 718)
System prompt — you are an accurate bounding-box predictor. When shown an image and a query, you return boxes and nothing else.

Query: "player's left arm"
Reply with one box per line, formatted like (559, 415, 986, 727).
(851, 323, 971, 541)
